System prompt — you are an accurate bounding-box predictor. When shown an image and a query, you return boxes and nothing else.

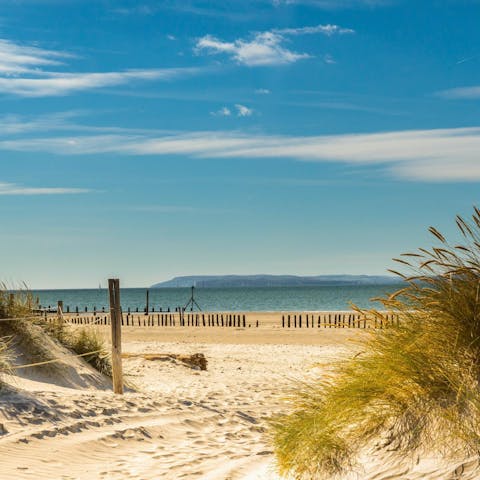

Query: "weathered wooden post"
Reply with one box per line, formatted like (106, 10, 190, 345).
(145, 289, 149, 315)
(108, 278, 123, 395)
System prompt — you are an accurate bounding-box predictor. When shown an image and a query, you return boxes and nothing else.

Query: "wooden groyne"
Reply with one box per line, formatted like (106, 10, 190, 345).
(47, 310, 400, 329)
(281, 312, 399, 329)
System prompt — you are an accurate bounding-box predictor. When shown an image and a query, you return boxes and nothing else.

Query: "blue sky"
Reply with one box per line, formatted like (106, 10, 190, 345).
(0, 0, 479, 288)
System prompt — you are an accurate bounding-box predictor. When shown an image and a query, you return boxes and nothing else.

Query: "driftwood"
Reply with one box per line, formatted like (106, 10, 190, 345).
(122, 352, 207, 371)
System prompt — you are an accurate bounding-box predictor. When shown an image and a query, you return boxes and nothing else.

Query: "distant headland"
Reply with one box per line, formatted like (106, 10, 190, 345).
(151, 275, 401, 288)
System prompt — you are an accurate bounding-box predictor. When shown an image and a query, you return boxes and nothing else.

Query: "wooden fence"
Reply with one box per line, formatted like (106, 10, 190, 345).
(47, 310, 399, 329)
(281, 312, 399, 329)
(53, 312, 257, 328)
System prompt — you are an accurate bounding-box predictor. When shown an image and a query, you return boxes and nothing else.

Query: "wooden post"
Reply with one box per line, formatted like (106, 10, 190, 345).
(145, 289, 149, 315)
(108, 279, 124, 395)
(57, 300, 63, 319)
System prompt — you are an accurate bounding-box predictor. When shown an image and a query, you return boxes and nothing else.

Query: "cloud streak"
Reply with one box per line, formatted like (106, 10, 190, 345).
(272, 0, 390, 8)
(0, 182, 90, 195)
(195, 23, 353, 66)
(195, 32, 309, 66)
(235, 104, 253, 116)
(437, 85, 480, 99)
(1, 126, 480, 182)
(0, 68, 197, 97)
(274, 24, 354, 35)
(0, 38, 70, 75)
(0, 38, 197, 96)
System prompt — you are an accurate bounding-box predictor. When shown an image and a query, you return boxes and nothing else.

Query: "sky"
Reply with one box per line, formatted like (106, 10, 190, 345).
(0, 0, 480, 288)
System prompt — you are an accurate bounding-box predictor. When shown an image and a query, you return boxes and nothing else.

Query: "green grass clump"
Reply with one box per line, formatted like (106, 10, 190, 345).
(0, 283, 34, 319)
(0, 285, 111, 377)
(272, 207, 480, 479)
(63, 327, 112, 377)
(0, 338, 12, 380)
(0, 285, 64, 371)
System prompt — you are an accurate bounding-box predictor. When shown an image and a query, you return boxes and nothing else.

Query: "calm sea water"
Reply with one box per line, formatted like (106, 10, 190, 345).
(30, 285, 403, 312)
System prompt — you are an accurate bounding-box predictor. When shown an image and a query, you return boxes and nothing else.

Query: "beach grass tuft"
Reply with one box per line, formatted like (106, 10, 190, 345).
(272, 207, 480, 479)
(0, 284, 111, 377)
(63, 327, 112, 377)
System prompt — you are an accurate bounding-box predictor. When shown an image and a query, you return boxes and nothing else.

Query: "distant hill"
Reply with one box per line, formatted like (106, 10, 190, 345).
(151, 275, 402, 288)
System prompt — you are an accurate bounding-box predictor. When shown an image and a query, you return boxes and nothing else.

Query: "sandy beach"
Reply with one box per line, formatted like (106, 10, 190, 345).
(0, 319, 478, 479)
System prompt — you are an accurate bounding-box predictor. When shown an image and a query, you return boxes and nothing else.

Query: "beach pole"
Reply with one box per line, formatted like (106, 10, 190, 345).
(108, 278, 124, 395)
(146, 289, 149, 315)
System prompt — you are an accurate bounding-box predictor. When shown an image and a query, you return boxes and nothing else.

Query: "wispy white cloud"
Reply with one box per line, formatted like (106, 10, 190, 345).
(255, 88, 270, 94)
(0, 68, 196, 97)
(210, 106, 231, 116)
(323, 54, 336, 64)
(235, 104, 253, 116)
(0, 37, 197, 97)
(195, 32, 309, 66)
(455, 54, 479, 65)
(437, 85, 480, 99)
(195, 23, 353, 66)
(112, 5, 155, 15)
(2, 127, 480, 182)
(274, 24, 355, 35)
(0, 38, 71, 75)
(0, 182, 90, 195)
(272, 0, 390, 8)
(0, 111, 168, 136)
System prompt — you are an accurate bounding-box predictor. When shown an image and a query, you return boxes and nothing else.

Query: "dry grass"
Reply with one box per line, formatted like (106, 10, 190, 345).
(0, 285, 35, 387)
(0, 285, 111, 377)
(0, 286, 65, 374)
(45, 319, 111, 376)
(272, 207, 480, 479)
(64, 327, 111, 376)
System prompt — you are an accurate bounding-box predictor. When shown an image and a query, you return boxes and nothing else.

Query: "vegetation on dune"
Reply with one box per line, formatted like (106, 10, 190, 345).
(0, 285, 111, 377)
(0, 286, 39, 379)
(51, 324, 112, 377)
(272, 207, 480, 479)
(0, 338, 12, 381)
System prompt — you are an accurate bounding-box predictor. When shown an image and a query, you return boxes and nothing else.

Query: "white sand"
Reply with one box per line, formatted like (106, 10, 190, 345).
(0, 325, 479, 479)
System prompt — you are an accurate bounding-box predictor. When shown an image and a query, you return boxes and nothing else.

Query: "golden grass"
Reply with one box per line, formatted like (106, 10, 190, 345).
(272, 207, 480, 479)
(64, 327, 112, 376)
(0, 285, 111, 377)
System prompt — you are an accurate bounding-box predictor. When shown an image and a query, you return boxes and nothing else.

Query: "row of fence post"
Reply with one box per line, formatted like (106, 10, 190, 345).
(281, 313, 400, 329)
(54, 312, 258, 328)
(44, 305, 175, 314)
(52, 311, 400, 329)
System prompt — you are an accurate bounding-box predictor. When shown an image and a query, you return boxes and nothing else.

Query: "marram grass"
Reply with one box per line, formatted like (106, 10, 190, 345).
(44, 320, 112, 377)
(0, 284, 111, 377)
(0, 285, 34, 380)
(64, 327, 112, 377)
(272, 207, 480, 479)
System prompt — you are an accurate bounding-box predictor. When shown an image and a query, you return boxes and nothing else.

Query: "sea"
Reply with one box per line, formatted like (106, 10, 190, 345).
(30, 284, 404, 312)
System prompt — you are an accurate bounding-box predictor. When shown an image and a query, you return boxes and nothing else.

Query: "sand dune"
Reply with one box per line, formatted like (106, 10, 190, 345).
(0, 327, 479, 479)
